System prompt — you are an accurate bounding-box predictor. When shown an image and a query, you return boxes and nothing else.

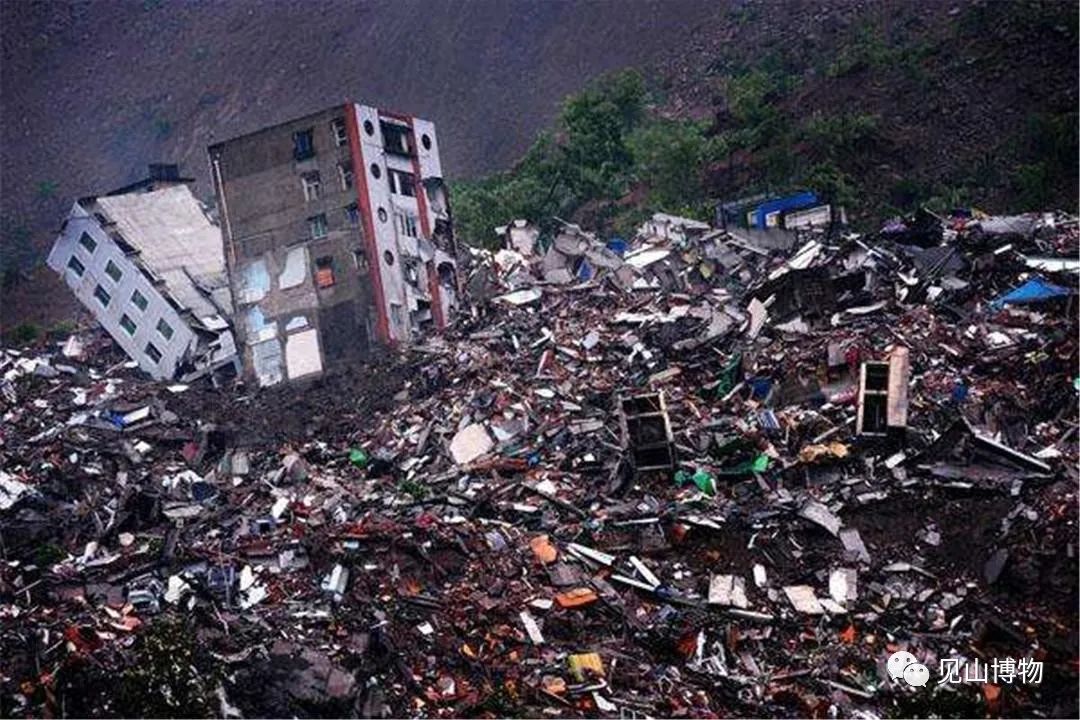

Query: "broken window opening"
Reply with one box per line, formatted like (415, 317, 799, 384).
(856, 349, 909, 436)
(352, 249, 368, 271)
(67, 255, 85, 277)
(301, 172, 321, 202)
(308, 214, 328, 240)
(437, 261, 456, 286)
(380, 121, 414, 156)
(387, 169, 416, 197)
(105, 259, 123, 283)
(293, 128, 315, 161)
(331, 118, 348, 147)
(315, 256, 336, 288)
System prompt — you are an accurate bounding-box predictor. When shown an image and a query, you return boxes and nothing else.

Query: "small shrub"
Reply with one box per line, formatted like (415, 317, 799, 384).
(10, 323, 40, 345)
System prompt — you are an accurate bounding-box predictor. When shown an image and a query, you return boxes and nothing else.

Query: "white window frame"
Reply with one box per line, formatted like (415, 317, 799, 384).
(301, 172, 321, 202)
(331, 118, 348, 147)
(388, 169, 415, 197)
(338, 162, 354, 190)
(395, 211, 418, 239)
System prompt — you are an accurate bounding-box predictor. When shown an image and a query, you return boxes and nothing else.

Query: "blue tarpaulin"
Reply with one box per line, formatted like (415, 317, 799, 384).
(989, 277, 1073, 310)
(606, 237, 628, 256)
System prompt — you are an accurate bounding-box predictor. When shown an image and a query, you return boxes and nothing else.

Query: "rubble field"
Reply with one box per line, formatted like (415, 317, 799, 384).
(2, 209, 1078, 718)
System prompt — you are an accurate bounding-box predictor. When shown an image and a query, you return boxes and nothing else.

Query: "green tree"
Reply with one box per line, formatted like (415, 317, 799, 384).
(560, 69, 645, 199)
(627, 119, 709, 210)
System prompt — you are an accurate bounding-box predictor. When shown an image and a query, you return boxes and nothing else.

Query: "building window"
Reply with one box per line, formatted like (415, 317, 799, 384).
(381, 121, 413, 156)
(93, 284, 111, 307)
(67, 255, 85, 277)
(389, 302, 403, 328)
(156, 318, 174, 340)
(377, 207, 388, 223)
(331, 118, 348, 146)
(363, 119, 374, 136)
(338, 162, 354, 190)
(144, 342, 163, 364)
(345, 204, 360, 226)
(78, 232, 97, 254)
(315, 256, 336, 288)
(383, 249, 395, 266)
(352, 249, 367, 271)
(301, 172, 321, 202)
(104, 259, 123, 283)
(131, 288, 148, 312)
(308, 214, 328, 239)
(388, 169, 415, 197)
(293, 128, 315, 161)
(421, 133, 432, 150)
(120, 314, 137, 335)
(370, 163, 381, 179)
(395, 211, 418, 239)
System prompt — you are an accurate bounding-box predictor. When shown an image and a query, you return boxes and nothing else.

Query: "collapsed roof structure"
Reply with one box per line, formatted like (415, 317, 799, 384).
(46, 166, 237, 382)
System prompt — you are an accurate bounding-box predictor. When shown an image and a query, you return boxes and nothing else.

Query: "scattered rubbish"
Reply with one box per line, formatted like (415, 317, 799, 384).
(3, 201, 1076, 718)
(448, 423, 494, 465)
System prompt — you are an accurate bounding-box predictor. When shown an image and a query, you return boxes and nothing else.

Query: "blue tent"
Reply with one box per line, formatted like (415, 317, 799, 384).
(990, 277, 1073, 311)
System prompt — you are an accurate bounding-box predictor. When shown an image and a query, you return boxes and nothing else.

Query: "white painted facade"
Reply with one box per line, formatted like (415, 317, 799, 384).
(47, 204, 196, 379)
(352, 104, 456, 343)
(46, 184, 237, 381)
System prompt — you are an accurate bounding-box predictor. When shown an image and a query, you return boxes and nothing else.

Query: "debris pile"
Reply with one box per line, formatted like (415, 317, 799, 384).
(2, 209, 1077, 718)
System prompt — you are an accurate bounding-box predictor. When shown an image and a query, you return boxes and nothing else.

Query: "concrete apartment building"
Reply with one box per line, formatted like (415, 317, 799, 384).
(46, 165, 238, 381)
(208, 103, 459, 388)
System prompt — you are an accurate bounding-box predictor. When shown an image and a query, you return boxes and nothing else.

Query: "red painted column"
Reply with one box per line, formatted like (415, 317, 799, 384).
(344, 103, 391, 344)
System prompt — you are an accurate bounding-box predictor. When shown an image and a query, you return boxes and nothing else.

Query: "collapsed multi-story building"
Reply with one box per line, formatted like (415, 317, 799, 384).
(46, 164, 238, 382)
(208, 103, 459, 387)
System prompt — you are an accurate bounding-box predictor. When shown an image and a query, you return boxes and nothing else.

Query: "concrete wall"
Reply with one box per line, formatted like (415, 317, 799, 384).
(209, 106, 374, 387)
(353, 104, 409, 342)
(353, 104, 456, 340)
(46, 203, 195, 379)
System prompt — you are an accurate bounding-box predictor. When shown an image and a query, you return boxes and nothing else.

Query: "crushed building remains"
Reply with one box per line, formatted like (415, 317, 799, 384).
(8, 202, 1079, 718)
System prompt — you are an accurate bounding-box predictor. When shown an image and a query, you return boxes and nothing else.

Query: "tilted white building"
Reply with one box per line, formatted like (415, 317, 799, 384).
(46, 166, 238, 381)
